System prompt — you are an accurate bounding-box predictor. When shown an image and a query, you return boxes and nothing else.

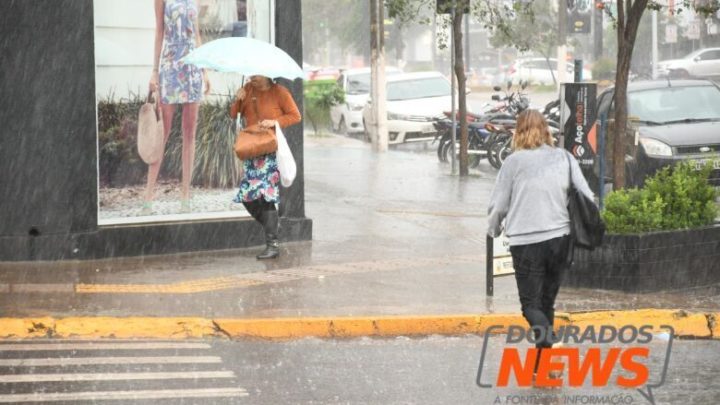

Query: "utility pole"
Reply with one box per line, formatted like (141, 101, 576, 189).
(370, 0, 388, 152)
(593, 1, 603, 61)
(652, 10, 658, 79)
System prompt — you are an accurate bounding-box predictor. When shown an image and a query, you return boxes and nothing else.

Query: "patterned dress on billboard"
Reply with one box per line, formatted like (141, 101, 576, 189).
(159, 0, 203, 104)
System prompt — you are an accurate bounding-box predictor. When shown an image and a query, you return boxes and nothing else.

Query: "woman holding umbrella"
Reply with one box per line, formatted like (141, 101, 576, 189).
(231, 75, 301, 259)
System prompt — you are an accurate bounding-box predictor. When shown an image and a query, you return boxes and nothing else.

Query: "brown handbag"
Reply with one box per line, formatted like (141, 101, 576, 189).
(234, 93, 278, 160)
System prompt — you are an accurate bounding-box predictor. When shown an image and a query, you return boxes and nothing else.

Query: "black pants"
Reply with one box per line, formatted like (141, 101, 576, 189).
(509, 235, 571, 352)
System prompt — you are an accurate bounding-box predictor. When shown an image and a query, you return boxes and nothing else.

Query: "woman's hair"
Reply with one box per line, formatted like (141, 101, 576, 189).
(512, 109, 554, 150)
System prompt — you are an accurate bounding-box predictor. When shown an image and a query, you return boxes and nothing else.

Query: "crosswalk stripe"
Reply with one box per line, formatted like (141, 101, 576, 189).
(0, 356, 222, 367)
(0, 387, 249, 402)
(0, 342, 211, 351)
(0, 370, 235, 383)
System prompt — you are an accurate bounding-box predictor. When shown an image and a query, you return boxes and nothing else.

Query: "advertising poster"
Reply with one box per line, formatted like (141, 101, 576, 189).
(94, 0, 274, 225)
(561, 82, 598, 168)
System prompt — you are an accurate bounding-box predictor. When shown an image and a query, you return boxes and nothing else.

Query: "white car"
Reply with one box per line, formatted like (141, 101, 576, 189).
(330, 67, 402, 134)
(362, 71, 457, 144)
(507, 57, 592, 85)
(657, 48, 720, 79)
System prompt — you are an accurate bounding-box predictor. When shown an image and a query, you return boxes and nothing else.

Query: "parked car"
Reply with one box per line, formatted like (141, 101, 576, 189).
(657, 48, 720, 80)
(595, 80, 720, 187)
(362, 71, 458, 144)
(330, 67, 402, 134)
(507, 57, 592, 85)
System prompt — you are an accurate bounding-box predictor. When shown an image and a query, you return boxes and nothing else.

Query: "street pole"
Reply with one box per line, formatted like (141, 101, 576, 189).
(450, 3, 457, 175)
(377, 0, 388, 152)
(593, 1, 603, 61)
(652, 10, 659, 79)
(370, 0, 388, 152)
(557, 0, 568, 89)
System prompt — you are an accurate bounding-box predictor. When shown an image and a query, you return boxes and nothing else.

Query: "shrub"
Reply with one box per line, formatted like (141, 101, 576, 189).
(602, 161, 719, 234)
(303, 79, 344, 134)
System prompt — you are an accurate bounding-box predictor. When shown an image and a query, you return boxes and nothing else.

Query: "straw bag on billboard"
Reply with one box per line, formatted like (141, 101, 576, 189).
(136, 91, 164, 164)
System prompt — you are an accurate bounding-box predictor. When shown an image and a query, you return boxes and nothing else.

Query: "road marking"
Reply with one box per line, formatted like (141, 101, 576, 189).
(0, 342, 211, 351)
(0, 370, 236, 383)
(0, 388, 249, 402)
(0, 356, 222, 367)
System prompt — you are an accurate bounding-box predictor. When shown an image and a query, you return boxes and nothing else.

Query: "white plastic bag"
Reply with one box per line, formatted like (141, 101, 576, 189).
(275, 123, 297, 187)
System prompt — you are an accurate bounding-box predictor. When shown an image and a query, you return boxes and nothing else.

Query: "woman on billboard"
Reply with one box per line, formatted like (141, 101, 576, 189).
(146, 0, 210, 213)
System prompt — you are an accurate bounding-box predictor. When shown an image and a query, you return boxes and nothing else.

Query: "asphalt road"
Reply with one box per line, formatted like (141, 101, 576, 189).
(0, 336, 717, 404)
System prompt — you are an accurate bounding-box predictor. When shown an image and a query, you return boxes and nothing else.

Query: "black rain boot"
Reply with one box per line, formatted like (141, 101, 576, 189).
(256, 209, 279, 260)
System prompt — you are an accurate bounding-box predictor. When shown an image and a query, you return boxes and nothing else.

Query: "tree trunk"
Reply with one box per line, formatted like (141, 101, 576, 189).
(612, 0, 648, 190)
(453, 3, 469, 176)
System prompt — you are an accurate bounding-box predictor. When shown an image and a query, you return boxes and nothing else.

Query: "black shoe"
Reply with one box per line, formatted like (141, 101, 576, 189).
(256, 237, 279, 260)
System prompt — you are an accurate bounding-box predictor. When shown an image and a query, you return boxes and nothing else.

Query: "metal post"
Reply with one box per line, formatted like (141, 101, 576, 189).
(599, 112, 607, 210)
(574, 59, 583, 82)
(652, 10, 659, 79)
(486, 235, 494, 296)
(450, 3, 457, 175)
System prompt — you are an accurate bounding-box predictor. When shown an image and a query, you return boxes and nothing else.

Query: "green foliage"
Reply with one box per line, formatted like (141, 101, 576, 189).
(602, 161, 719, 234)
(97, 95, 146, 187)
(98, 94, 239, 188)
(487, 0, 556, 55)
(592, 57, 616, 81)
(303, 80, 345, 134)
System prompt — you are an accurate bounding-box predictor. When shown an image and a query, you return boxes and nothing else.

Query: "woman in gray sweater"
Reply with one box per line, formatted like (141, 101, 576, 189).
(487, 109, 594, 377)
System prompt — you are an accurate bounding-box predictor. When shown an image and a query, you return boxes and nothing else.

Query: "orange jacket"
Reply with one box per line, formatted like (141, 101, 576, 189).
(230, 83, 301, 128)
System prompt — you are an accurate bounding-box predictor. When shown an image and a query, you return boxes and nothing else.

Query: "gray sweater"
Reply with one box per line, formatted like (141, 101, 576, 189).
(487, 144, 595, 246)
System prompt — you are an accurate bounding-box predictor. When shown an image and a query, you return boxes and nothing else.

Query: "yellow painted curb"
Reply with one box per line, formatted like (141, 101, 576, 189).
(0, 317, 55, 338)
(568, 309, 711, 338)
(0, 310, 715, 340)
(54, 317, 217, 339)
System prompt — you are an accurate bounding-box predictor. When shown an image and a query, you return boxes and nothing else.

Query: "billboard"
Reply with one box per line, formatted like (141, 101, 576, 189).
(94, 0, 275, 225)
(561, 83, 598, 168)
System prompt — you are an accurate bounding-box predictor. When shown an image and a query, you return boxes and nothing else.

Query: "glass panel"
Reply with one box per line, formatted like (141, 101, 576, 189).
(94, 0, 275, 225)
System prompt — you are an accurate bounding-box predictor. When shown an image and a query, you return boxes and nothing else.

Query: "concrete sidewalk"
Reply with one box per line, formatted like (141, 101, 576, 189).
(1, 134, 719, 338)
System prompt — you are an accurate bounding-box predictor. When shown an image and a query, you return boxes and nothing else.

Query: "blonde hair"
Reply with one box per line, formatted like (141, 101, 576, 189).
(512, 109, 554, 150)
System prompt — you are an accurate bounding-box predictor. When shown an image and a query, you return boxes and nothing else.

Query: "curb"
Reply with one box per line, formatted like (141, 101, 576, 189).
(0, 310, 717, 340)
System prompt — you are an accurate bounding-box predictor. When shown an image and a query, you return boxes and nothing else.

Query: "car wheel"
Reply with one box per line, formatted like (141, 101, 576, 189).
(338, 117, 348, 135)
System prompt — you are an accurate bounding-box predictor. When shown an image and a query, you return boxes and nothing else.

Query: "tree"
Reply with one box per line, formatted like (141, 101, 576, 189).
(488, 1, 562, 84)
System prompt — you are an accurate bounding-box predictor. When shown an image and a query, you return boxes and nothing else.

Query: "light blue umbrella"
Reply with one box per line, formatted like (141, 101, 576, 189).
(181, 37, 304, 79)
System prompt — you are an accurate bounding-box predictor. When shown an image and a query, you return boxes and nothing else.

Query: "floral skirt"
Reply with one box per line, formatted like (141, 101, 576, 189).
(233, 153, 280, 204)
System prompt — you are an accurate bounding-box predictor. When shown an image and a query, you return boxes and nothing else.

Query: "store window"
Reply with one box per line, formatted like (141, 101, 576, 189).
(94, 0, 274, 225)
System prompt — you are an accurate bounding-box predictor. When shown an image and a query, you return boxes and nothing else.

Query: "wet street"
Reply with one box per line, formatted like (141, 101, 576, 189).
(0, 336, 718, 404)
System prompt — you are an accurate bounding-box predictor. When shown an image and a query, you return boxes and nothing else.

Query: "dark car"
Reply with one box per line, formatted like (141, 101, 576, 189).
(596, 80, 720, 187)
